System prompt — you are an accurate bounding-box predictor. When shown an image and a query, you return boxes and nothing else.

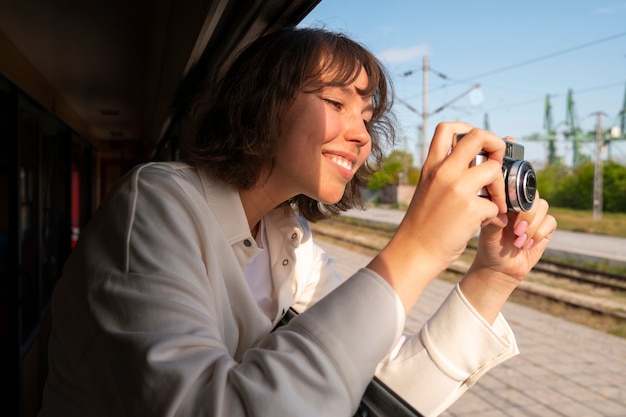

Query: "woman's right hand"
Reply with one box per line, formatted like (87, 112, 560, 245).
(367, 122, 509, 313)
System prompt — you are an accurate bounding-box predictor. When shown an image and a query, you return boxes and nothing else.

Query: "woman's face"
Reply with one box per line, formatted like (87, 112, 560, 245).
(272, 67, 373, 204)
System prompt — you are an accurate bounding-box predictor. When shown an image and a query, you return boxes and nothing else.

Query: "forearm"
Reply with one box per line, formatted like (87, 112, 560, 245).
(376, 284, 519, 417)
(79, 269, 404, 417)
(459, 265, 520, 324)
(367, 233, 450, 314)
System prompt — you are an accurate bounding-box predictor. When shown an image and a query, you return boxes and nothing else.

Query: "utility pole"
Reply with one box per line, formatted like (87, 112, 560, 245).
(399, 57, 481, 166)
(592, 111, 607, 220)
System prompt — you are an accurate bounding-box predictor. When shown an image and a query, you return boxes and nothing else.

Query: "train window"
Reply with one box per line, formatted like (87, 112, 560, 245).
(18, 104, 41, 343)
(70, 134, 95, 237)
(40, 120, 69, 301)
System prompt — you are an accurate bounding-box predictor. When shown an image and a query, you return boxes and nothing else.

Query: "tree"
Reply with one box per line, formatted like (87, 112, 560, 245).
(536, 161, 626, 212)
(603, 162, 626, 212)
(536, 162, 568, 203)
(368, 150, 420, 190)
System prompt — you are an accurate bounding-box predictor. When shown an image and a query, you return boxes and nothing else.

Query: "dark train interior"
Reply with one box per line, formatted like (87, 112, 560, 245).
(0, 1, 324, 415)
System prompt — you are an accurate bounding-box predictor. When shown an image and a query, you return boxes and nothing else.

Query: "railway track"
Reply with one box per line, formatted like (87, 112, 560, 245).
(311, 218, 626, 321)
(460, 242, 626, 292)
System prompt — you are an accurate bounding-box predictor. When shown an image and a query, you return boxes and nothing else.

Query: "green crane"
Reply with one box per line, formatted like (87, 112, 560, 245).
(563, 88, 589, 166)
(524, 94, 559, 165)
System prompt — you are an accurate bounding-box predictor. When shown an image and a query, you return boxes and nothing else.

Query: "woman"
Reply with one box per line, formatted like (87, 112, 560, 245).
(40, 27, 556, 417)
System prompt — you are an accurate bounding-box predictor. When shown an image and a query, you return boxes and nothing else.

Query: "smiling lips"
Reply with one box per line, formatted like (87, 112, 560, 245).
(328, 154, 354, 171)
(324, 152, 356, 172)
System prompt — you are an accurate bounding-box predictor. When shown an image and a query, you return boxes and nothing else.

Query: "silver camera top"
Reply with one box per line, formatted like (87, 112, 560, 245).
(504, 140, 525, 160)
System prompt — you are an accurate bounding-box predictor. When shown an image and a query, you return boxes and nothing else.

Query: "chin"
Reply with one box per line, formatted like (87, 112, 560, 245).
(310, 184, 349, 206)
(317, 193, 345, 206)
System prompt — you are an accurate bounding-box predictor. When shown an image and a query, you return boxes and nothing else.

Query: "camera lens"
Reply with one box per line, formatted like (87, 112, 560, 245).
(505, 160, 536, 212)
(523, 169, 537, 205)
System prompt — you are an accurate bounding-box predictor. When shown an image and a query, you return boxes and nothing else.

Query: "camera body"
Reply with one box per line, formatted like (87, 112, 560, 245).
(473, 139, 537, 212)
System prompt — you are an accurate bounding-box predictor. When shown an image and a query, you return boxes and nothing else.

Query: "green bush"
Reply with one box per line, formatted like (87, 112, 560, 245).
(367, 150, 420, 190)
(603, 162, 626, 212)
(537, 161, 626, 212)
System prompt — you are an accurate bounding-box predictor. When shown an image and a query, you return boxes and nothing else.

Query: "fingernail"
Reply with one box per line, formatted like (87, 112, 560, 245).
(514, 221, 528, 236)
(523, 238, 534, 250)
(513, 233, 527, 248)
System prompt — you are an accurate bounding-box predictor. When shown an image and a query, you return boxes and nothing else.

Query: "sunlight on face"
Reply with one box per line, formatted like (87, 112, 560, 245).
(271, 66, 373, 205)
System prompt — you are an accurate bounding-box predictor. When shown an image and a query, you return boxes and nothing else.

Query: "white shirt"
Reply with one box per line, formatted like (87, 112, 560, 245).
(243, 218, 278, 319)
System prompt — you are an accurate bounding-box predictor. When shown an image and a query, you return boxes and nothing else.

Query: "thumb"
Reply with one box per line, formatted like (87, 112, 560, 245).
(480, 213, 509, 237)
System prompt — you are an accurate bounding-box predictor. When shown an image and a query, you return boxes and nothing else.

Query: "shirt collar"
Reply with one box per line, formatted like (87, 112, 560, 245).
(197, 168, 251, 245)
(196, 166, 307, 248)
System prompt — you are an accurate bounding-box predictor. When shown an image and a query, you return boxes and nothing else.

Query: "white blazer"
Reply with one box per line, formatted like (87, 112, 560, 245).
(40, 161, 518, 417)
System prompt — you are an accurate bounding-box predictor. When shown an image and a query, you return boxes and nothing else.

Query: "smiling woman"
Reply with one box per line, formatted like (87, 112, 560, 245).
(269, 68, 373, 209)
(39, 27, 556, 417)
(186, 27, 396, 222)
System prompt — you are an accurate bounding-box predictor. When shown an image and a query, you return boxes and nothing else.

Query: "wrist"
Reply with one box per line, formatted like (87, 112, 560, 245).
(367, 237, 448, 315)
(459, 266, 520, 324)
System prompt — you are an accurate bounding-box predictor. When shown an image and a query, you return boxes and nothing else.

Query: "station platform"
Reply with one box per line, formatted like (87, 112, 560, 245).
(317, 239, 626, 417)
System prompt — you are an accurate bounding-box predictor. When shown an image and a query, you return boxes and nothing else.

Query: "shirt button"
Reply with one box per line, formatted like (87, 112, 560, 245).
(282, 259, 289, 266)
(243, 239, 252, 247)
(291, 233, 297, 240)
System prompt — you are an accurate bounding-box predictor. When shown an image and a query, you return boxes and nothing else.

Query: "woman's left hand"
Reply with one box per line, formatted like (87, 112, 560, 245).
(474, 191, 556, 281)
(460, 191, 557, 323)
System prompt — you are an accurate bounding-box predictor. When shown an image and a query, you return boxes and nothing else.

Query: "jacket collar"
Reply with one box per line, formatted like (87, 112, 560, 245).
(197, 167, 252, 246)
(196, 166, 308, 248)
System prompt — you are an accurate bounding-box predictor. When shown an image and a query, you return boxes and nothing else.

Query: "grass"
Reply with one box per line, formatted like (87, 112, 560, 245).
(549, 207, 626, 237)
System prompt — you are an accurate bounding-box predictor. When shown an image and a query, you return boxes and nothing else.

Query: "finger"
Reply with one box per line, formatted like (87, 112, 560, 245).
(526, 199, 556, 243)
(534, 212, 558, 244)
(467, 159, 508, 213)
(481, 213, 509, 230)
(424, 122, 475, 170)
(510, 194, 556, 249)
(474, 193, 503, 228)
(448, 127, 506, 167)
(513, 190, 544, 235)
(478, 160, 508, 214)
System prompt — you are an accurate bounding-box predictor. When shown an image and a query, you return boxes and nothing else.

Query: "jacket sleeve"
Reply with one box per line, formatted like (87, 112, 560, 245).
(42, 164, 406, 417)
(293, 228, 519, 417)
(375, 283, 519, 417)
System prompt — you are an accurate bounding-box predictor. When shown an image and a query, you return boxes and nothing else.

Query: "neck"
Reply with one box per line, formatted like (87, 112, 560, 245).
(239, 185, 287, 235)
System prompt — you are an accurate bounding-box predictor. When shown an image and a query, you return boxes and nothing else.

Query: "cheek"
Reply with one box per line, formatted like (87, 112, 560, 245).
(359, 141, 373, 165)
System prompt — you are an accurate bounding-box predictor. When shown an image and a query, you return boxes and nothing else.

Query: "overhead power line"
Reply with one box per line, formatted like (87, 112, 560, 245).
(447, 31, 626, 87)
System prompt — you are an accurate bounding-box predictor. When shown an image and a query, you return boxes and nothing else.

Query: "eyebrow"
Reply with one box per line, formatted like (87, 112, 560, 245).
(329, 84, 374, 113)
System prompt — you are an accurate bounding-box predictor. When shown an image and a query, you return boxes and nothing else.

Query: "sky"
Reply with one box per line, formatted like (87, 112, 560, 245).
(300, 0, 626, 168)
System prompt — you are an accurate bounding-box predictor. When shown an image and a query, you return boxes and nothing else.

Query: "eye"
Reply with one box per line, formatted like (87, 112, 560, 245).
(362, 112, 373, 127)
(324, 98, 343, 110)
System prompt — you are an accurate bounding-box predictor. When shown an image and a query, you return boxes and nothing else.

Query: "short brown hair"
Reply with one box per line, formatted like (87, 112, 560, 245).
(184, 27, 396, 221)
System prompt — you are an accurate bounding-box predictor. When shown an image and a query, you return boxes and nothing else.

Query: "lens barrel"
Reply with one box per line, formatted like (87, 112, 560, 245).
(505, 160, 536, 212)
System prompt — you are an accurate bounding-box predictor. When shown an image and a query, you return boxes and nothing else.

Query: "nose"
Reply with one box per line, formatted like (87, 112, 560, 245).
(345, 114, 371, 148)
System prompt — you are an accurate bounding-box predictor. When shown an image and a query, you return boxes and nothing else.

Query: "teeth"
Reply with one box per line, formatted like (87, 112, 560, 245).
(329, 155, 353, 170)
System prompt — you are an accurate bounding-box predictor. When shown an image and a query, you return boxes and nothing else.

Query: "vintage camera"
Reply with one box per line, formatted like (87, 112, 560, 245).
(472, 139, 537, 212)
